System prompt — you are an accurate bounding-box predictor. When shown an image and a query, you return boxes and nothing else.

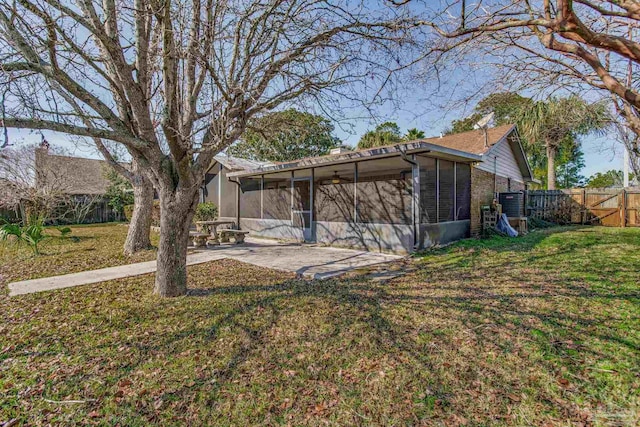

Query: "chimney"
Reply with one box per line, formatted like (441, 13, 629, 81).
(330, 146, 351, 155)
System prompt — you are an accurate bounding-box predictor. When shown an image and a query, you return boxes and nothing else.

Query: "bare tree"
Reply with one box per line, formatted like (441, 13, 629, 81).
(58, 193, 103, 224)
(415, 0, 640, 169)
(0, 0, 425, 296)
(94, 143, 154, 255)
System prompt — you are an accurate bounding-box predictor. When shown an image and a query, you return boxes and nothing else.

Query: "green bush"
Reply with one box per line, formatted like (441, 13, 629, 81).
(104, 167, 134, 214)
(0, 221, 48, 255)
(123, 204, 134, 222)
(193, 202, 218, 222)
(56, 226, 72, 237)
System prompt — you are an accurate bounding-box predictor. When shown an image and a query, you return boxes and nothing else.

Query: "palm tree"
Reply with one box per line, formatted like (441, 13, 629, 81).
(404, 128, 425, 140)
(357, 122, 402, 149)
(518, 96, 610, 189)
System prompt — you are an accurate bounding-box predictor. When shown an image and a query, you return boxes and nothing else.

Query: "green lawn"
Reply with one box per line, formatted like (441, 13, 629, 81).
(0, 225, 638, 426)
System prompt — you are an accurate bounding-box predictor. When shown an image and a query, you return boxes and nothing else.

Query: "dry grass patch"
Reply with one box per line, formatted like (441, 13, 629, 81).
(0, 224, 157, 294)
(0, 226, 638, 426)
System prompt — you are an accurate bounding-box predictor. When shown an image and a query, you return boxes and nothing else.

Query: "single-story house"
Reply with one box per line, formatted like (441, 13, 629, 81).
(202, 124, 535, 253)
(32, 144, 123, 223)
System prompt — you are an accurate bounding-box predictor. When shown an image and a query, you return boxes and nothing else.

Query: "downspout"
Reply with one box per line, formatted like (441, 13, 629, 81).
(396, 145, 419, 167)
(227, 176, 241, 229)
(396, 145, 421, 251)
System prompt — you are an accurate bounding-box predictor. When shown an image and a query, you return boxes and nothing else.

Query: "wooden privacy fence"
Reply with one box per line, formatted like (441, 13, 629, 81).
(526, 188, 640, 227)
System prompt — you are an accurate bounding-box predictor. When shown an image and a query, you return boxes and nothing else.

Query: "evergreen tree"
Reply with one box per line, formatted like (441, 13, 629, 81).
(228, 109, 339, 162)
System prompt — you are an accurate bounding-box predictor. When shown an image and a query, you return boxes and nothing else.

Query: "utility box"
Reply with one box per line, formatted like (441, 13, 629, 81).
(499, 192, 525, 218)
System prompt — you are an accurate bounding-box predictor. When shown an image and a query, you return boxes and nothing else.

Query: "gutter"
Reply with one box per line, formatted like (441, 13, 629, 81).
(227, 142, 482, 178)
(395, 144, 420, 166)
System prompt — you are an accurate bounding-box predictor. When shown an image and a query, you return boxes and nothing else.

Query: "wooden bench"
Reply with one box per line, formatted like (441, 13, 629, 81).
(189, 231, 210, 248)
(219, 229, 249, 244)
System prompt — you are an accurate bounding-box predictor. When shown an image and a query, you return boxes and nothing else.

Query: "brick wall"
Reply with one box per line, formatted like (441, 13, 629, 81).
(470, 167, 525, 236)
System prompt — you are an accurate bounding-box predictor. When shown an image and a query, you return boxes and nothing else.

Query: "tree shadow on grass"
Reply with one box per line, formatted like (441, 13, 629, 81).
(6, 237, 638, 425)
(133, 257, 636, 418)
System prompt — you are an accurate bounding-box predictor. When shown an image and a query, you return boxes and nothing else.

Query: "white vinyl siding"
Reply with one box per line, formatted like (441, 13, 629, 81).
(476, 138, 524, 183)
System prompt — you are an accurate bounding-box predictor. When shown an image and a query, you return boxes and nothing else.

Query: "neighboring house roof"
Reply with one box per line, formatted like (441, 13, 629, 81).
(227, 125, 532, 179)
(35, 149, 114, 195)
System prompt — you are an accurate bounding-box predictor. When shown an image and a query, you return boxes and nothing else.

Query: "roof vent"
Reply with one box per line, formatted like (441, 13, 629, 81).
(329, 146, 351, 155)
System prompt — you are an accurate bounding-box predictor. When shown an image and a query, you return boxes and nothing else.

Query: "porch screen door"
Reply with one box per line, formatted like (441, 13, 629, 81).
(292, 178, 312, 241)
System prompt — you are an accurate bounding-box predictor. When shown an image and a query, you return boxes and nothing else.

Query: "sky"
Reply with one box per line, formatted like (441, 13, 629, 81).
(6, 104, 626, 181)
(2, 0, 629, 181)
(331, 112, 626, 179)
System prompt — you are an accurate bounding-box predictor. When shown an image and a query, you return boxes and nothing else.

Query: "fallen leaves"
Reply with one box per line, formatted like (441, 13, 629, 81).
(0, 225, 638, 425)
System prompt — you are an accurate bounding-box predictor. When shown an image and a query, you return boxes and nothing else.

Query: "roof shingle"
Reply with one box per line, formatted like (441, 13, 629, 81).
(35, 149, 115, 195)
(416, 124, 515, 155)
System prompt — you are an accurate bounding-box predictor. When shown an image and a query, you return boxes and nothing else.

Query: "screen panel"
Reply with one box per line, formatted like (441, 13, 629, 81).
(356, 158, 412, 225)
(438, 160, 455, 222)
(456, 163, 471, 220)
(219, 166, 237, 218)
(263, 173, 291, 220)
(239, 177, 261, 219)
(418, 156, 437, 224)
(314, 164, 355, 223)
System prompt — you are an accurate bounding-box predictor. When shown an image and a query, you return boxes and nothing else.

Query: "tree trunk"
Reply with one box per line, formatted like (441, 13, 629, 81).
(153, 186, 199, 297)
(123, 174, 154, 255)
(546, 143, 557, 190)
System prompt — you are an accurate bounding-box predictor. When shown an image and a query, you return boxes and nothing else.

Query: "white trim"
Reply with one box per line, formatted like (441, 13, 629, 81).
(353, 162, 358, 222)
(436, 158, 440, 223)
(453, 161, 458, 221)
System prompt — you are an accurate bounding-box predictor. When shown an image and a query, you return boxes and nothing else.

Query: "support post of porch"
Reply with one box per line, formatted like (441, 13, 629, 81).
(412, 155, 420, 250)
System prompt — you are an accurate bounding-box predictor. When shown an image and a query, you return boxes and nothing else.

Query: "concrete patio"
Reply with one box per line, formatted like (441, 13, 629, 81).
(8, 238, 402, 296)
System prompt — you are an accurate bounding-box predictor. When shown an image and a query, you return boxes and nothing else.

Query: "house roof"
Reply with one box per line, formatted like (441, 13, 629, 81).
(421, 124, 516, 155)
(35, 149, 114, 195)
(423, 124, 534, 182)
(213, 154, 273, 171)
(227, 125, 525, 178)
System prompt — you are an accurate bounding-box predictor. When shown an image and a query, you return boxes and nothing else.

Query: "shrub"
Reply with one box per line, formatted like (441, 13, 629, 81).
(56, 226, 72, 237)
(104, 167, 134, 214)
(0, 221, 48, 255)
(123, 204, 134, 222)
(193, 202, 218, 222)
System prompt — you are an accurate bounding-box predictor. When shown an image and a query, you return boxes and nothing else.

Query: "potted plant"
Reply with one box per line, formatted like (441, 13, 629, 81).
(193, 202, 218, 233)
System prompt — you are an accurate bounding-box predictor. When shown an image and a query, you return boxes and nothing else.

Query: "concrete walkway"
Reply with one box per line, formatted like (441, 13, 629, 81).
(8, 238, 401, 296)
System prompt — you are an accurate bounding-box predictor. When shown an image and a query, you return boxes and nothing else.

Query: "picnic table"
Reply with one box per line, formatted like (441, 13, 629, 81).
(195, 220, 236, 245)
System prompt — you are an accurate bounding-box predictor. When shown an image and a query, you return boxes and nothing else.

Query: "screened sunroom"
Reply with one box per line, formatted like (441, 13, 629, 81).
(203, 141, 481, 254)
